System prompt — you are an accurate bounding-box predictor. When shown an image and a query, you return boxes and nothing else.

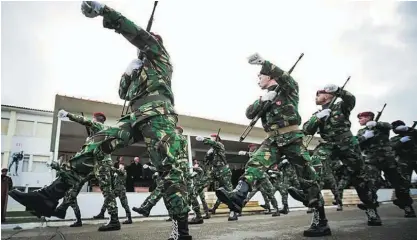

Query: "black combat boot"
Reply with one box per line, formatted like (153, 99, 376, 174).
(202, 200, 211, 219)
(279, 204, 289, 214)
(189, 212, 204, 225)
(8, 178, 70, 218)
(215, 180, 250, 213)
(97, 213, 121, 231)
(209, 200, 221, 215)
(336, 201, 343, 211)
(303, 207, 331, 237)
(306, 208, 313, 214)
(262, 205, 272, 214)
(168, 218, 192, 240)
(270, 199, 280, 217)
(404, 205, 416, 218)
(93, 210, 106, 219)
(365, 208, 382, 226)
(69, 208, 82, 227)
(228, 211, 238, 221)
(132, 202, 154, 217)
(166, 217, 172, 222)
(123, 211, 133, 224)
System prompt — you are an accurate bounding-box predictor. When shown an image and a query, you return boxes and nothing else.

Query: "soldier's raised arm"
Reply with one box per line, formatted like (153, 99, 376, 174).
(338, 89, 356, 113)
(81, 1, 165, 59)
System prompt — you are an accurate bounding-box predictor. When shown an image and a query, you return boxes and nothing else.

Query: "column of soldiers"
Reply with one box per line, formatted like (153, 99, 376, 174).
(6, 1, 417, 239)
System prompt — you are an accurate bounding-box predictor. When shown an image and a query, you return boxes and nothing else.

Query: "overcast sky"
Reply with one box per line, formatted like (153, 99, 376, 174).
(1, 1, 416, 134)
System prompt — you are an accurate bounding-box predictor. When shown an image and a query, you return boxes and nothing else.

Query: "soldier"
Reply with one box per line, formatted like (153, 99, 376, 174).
(8, 151, 24, 176)
(239, 144, 280, 217)
(302, 85, 381, 227)
(190, 163, 211, 220)
(9, 111, 121, 231)
(390, 120, 417, 184)
(312, 144, 342, 212)
(94, 162, 132, 224)
(215, 53, 329, 237)
(196, 133, 238, 221)
(50, 160, 95, 227)
(79, 2, 191, 239)
(271, 158, 301, 214)
(132, 163, 165, 217)
(331, 160, 347, 211)
(357, 112, 415, 217)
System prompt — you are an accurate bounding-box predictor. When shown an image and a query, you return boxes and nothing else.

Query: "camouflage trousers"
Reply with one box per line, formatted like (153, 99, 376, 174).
(333, 165, 351, 200)
(311, 138, 378, 209)
(192, 175, 212, 213)
(211, 166, 234, 208)
(275, 166, 301, 206)
(90, 114, 189, 220)
(242, 137, 323, 207)
(246, 176, 279, 209)
(56, 173, 95, 220)
(59, 155, 118, 215)
(365, 154, 413, 207)
(100, 184, 131, 215)
(312, 148, 340, 202)
(397, 157, 417, 184)
(141, 177, 164, 208)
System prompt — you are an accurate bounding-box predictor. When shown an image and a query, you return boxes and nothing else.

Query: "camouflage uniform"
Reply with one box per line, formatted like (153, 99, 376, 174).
(132, 165, 165, 217)
(200, 137, 238, 221)
(271, 160, 300, 214)
(95, 165, 132, 224)
(241, 145, 280, 216)
(303, 88, 380, 226)
(52, 163, 95, 227)
(331, 160, 350, 206)
(312, 146, 341, 210)
(215, 58, 327, 237)
(390, 121, 417, 184)
(77, 4, 191, 239)
(357, 119, 415, 217)
(8, 111, 121, 232)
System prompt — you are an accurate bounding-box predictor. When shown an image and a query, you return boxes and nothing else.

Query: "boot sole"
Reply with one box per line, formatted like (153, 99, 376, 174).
(189, 220, 204, 225)
(215, 189, 242, 213)
(303, 228, 332, 237)
(368, 222, 382, 226)
(98, 226, 121, 231)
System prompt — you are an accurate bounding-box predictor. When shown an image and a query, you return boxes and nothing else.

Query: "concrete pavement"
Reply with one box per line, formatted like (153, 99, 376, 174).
(2, 203, 417, 240)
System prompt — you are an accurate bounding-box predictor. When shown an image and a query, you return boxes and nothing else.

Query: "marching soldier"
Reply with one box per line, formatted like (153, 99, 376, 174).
(357, 112, 416, 218)
(215, 53, 329, 237)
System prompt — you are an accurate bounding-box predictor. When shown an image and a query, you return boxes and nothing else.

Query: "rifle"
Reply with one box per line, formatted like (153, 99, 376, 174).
(81, 112, 91, 136)
(374, 103, 387, 123)
(121, 1, 159, 117)
(215, 128, 221, 142)
(323, 76, 351, 122)
(411, 121, 417, 129)
(239, 53, 304, 142)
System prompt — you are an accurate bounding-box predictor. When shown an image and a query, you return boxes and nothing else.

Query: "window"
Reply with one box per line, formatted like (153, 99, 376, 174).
(15, 120, 34, 136)
(32, 155, 50, 173)
(1, 118, 9, 135)
(21, 154, 30, 172)
(35, 122, 52, 138)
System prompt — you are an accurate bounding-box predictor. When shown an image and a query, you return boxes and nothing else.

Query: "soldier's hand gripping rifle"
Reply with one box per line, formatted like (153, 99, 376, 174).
(360, 103, 386, 149)
(121, 1, 159, 117)
(239, 53, 304, 142)
(322, 76, 351, 123)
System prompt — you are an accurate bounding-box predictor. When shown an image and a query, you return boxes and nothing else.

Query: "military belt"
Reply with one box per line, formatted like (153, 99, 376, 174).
(266, 125, 300, 138)
(130, 95, 171, 110)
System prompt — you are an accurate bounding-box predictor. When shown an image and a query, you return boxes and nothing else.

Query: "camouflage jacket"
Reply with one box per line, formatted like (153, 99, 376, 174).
(112, 167, 127, 188)
(178, 134, 189, 160)
(245, 61, 303, 146)
(357, 122, 393, 156)
(303, 90, 355, 143)
(390, 134, 417, 158)
(192, 166, 207, 182)
(67, 113, 112, 160)
(203, 139, 228, 169)
(99, 6, 176, 120)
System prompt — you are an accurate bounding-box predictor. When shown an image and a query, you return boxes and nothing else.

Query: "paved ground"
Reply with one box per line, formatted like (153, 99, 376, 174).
(2, 204, 417, 240)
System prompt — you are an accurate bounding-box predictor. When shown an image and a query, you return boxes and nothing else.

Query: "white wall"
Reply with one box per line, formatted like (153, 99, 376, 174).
(1, 108, 55, 191)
